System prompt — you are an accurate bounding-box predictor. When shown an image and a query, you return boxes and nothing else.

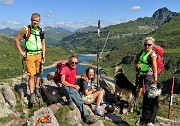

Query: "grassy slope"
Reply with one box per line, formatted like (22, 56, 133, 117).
(0, 34, 70, 80)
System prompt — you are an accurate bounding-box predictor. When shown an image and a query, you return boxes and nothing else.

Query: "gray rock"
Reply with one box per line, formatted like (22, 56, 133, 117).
(47, 72, 55, 81)
(2, 84, 17, 107)
(0, 92, 5, 103)
(90, 120, 104, 126)
(0, 103, 12, 118)
(27, 107, 59, 126)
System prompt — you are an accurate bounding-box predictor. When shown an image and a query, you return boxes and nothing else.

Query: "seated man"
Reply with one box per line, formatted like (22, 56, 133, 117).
(79, 67, 104, 116)
(60, 55, 95, 124)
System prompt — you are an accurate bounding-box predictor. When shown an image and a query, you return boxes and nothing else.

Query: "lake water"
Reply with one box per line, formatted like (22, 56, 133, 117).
(41, 55, 97, 78)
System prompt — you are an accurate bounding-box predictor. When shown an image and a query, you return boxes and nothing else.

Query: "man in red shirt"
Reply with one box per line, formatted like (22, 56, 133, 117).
(60, 55, 95, 124)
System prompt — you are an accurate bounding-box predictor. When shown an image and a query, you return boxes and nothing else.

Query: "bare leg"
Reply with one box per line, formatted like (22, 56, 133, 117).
(35, 73, 40, 88)
(137, 88, 143, 99)
(93, 90, 104, 106)
(28, 75, 35, 93)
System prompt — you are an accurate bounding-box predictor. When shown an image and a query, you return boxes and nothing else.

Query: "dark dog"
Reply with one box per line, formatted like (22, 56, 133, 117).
(114, 65, 136, 113)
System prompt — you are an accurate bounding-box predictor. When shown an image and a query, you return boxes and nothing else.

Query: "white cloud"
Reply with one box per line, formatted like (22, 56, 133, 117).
(41, 19, 128, 31)
(0, 20, 21, 29)
(130, 6, 141, 10)
(0, 19, 128, 31)
(0, 0, 14, 4)
(45, 11, 53, 18)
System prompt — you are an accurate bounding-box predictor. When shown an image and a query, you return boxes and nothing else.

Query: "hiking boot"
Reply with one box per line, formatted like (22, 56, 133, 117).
(147, 122, 154, 126)
(95, 106, 104, 116)
(83, 115, 95, 124)
(30, 93, 35, 104)
(35, 87, 41, 98)
(69, 101, 76, 110)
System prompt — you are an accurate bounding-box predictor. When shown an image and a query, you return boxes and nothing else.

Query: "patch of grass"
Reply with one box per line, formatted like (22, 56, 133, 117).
(103, 120, 117, 126)
(54, 106, 70, 125)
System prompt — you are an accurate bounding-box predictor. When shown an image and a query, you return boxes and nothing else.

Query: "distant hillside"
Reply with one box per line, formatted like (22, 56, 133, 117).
(58, 7, 177, 54)
(0, 27, 18, 37)
(44, 26, 72, 46)
(74, 25, 97, 33)
(0, 34, 70, 80)
(0, 26, 72, 46)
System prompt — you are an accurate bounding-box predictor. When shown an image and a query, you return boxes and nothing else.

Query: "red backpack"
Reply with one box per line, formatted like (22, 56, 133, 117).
(150, 45, 164, 75)
(139, 45, 164, 75)
(53, 60, 68, 84)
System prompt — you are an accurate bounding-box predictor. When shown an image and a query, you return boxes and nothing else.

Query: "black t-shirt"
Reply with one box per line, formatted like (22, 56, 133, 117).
(80, 80, 94, 95)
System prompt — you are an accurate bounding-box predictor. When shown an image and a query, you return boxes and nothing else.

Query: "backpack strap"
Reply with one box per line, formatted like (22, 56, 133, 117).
(23, 25, 31, 41)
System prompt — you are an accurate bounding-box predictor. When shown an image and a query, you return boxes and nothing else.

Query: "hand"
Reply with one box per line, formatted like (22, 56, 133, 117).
(20, 51, 26, 57)
(136, 64, 141, 70)
(82, 76, 88, 81)
(73, 85, 80, 90)
(41, 58, 45, 64)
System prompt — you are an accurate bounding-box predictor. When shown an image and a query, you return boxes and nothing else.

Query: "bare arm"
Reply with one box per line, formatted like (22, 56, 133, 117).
(134, 54, 141, 70)
(41, 39, 46, 63)
(61, 75, 80, 90)
(14, 28, 26, 57)
(84, 89, 96, 96)
(151, 57, 158, 82)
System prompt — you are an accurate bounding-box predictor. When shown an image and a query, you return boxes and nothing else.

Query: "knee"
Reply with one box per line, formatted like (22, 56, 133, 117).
(100, 89, 105, 95)
(29, 75, 35, 80)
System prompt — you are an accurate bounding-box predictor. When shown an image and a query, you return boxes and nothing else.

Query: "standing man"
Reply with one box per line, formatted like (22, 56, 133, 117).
(60, 55, 95, 124)
(14, 13, 45, 104)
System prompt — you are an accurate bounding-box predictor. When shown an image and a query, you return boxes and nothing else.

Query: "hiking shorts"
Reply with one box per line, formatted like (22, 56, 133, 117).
(26, 53, 42, 76)
(81, 94, 94, 104)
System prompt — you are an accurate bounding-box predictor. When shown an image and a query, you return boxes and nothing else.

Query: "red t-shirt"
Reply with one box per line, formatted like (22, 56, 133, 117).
(60, 64, 77, 84)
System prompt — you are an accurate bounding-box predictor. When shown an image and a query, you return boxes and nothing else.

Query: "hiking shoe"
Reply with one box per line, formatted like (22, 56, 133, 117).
(35, 87, 41, 98)
(83, 115, 95, 124)
(30, 93, 35, 104)
(147, 122, 154, 126)
(69, 101, 76, 110)
(95, 106, 104, 116)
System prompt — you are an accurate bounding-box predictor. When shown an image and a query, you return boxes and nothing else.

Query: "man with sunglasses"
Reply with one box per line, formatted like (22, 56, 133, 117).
(60, 55, 95, 124)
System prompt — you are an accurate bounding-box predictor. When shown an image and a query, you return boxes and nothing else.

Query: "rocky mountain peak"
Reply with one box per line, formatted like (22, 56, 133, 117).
(152, 7, 178, 26)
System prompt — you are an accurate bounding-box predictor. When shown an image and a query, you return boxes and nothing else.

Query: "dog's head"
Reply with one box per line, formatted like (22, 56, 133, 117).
(114, 65, 124, 74)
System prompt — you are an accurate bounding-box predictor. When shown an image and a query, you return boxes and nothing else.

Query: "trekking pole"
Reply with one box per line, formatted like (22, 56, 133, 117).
(97, 20, 100, 88)
(168, 76, 175, 119)
(21, 57, 25, 81)
(134, 69, 140, 112)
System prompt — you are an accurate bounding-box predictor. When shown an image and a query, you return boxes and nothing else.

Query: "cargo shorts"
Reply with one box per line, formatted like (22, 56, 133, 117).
(81, 94, 94, 104)
(26, 53, 42, 76)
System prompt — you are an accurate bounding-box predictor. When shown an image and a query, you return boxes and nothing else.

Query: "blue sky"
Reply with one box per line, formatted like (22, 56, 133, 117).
(0, 0, 179, 31)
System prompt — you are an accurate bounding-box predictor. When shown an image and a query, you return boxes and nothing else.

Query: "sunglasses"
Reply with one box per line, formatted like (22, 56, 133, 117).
(71, 61, 78, 65)
(144, 44, 152, 46)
